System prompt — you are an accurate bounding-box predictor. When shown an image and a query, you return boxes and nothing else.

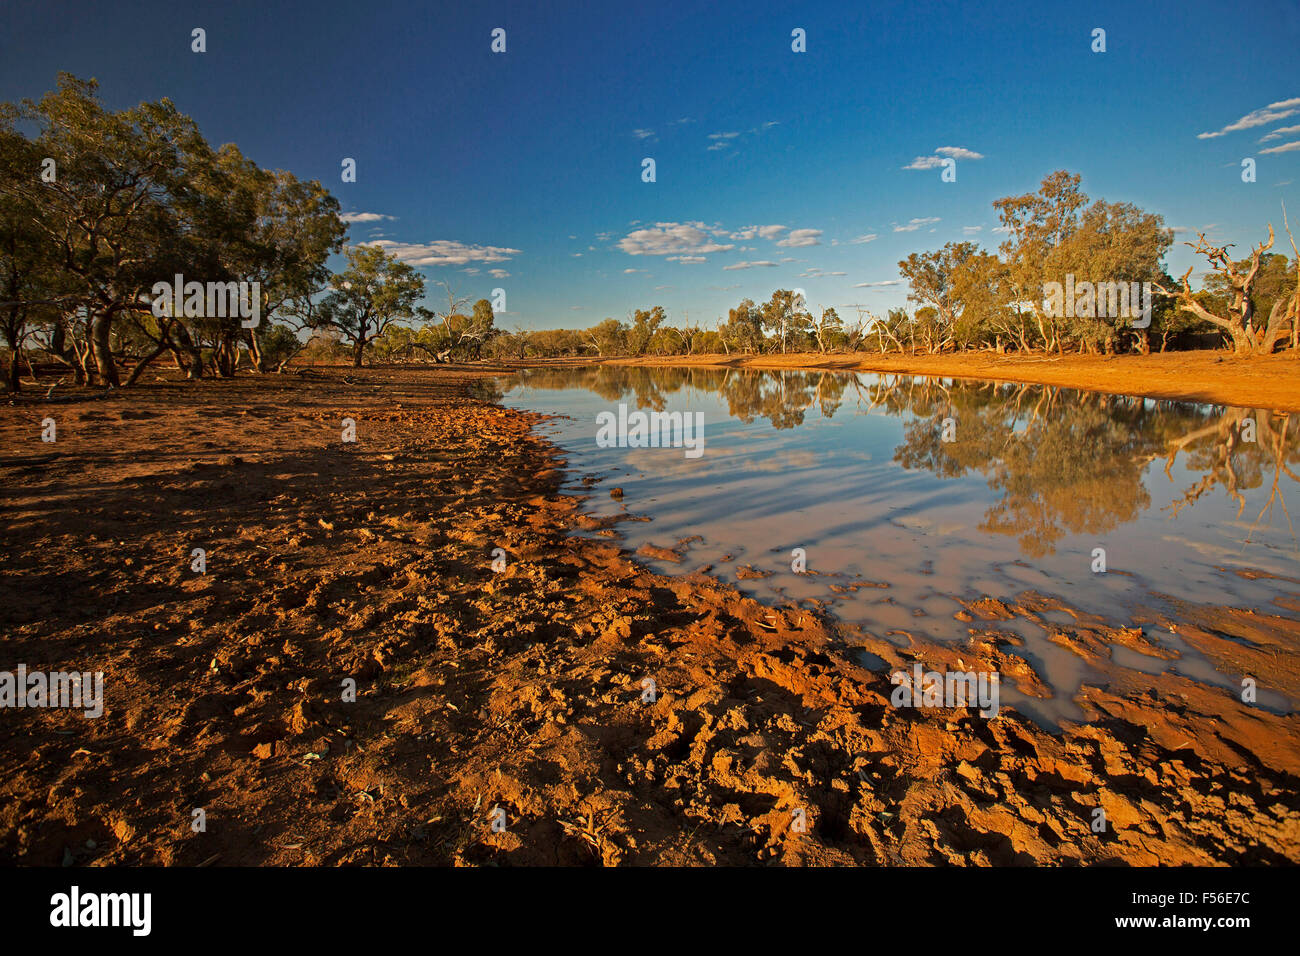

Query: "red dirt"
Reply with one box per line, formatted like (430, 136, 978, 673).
(1, 365, 1296, 866)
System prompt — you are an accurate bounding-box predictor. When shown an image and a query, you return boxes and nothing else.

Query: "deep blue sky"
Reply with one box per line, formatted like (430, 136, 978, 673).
(2, 0, 1298, 329)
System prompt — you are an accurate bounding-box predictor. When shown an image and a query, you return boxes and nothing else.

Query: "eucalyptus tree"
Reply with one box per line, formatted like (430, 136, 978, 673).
(898, 241, 999, 350)
(810, 306, 842, 352)
(1166, 238, 1298, 356)
(721, 299, 764, 353)
(625, 306, 667, 356)
(992, 171, 1090, 353)
(1, 74, 347, 385)
(585, 318, 627, 356)
(316, 245, 425, 367)
(11, 75, 206, 385)
(193, 148, 345, 374)
(759, 290, 810, 354)
(0, 106, 60, 391)
(986, 170, 1173, 353)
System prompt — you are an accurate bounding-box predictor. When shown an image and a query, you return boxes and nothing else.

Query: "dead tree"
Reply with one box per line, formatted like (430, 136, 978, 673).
(1153, 224, 1297, 356)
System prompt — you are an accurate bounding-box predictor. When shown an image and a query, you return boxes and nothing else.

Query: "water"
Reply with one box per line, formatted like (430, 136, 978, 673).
(501, 365, 1300, 725)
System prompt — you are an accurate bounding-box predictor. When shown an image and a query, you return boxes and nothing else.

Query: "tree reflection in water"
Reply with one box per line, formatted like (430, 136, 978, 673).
(512, 365, 1297, 561)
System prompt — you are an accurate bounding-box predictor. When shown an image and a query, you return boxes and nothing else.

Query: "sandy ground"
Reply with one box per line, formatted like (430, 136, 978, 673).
(585, 350, 1300, 413)
(1, 363, 1297, 866)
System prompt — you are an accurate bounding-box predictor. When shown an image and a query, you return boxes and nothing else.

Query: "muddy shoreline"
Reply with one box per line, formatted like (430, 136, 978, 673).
(1, 365, 1297, 865)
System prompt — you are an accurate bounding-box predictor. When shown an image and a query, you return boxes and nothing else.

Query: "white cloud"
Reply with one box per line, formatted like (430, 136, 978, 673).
(488, 269, 510, 278)
(707, 124, 777, 153)
(1261, 124, 1300, 142)
(633, 128, 656, 140)
(776, 228, 823, 247)
(1261, 140, 1300, 154)
(723, 260, 779, 270)
(904, 147, 984, 170)
(892, 217, 941, 232)
(617, 222, 736, 257)
(730, 224, 788, 240)
(854, 279, 902, 288)
(903, 156, 946, 170)
(962, 226, 983, 235)
(667, 255, 707, 264)
(364, 238, 520, 266)
(341, 212, 394, 223)
(849, 233, 878, 244)
(1198, 98, 1300, 139)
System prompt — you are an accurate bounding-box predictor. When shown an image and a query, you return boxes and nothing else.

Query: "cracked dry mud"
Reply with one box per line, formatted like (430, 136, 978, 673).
(1, 366, 1297, 866)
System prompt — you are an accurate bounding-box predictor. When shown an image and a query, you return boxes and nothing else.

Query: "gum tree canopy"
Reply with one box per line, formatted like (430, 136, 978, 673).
(0, 73, 344, 390)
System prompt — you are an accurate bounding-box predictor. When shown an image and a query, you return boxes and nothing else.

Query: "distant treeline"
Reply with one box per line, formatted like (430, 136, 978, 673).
(479, 171, 1297, 362)
(2, 76, 1297, 393)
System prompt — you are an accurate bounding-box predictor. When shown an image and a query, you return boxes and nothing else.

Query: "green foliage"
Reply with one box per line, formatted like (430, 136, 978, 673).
(0, 73, 346, 384)
(5, 85, 1283, 377)
(256, 322, 304, 369)
(316, 245, 425, 367)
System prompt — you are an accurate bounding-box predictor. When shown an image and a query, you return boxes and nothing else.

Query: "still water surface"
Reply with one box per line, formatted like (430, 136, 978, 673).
(502, 365, 1299, 726)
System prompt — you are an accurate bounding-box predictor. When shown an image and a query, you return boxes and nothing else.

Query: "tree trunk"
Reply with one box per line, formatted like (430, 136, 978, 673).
(352, 340, 364, 367)
(215, 339, 237, 377)
(72, 344, 88, 385)
(1229, 327, 1256, 356)
(126, 340, 171, 386)
(90, 311, 120, 387)
(247, 330, 265, 372)
(173, 325, 204, 378)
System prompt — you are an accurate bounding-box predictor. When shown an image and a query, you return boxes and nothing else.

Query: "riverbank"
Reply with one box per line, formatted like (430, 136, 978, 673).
(1, 366, 1296, 865)
(579, 350, 1300, 412)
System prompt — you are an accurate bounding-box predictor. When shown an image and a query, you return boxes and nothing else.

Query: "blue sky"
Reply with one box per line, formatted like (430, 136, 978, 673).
(2, 0, 1298, 330)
